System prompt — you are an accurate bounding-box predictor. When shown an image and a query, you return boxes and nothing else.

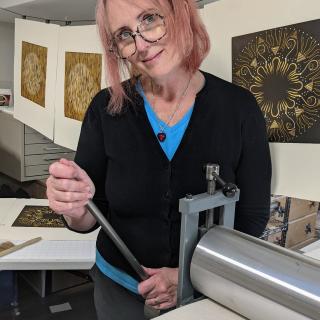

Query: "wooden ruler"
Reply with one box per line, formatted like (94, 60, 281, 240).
(0, 237, 42, 258)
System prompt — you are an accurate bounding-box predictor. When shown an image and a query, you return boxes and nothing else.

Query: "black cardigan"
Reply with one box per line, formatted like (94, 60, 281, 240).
(74, 71, 272, 280)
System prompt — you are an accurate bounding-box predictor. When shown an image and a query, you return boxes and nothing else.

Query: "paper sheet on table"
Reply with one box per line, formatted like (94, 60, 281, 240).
(0, 198, 99, 240)
(0, 239, 95, 261)
(0, 198, 17, 226)
(157, 299, 245, 320)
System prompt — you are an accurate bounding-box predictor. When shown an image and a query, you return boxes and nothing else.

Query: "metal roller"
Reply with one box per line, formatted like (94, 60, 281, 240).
(190, 226, 320, 320)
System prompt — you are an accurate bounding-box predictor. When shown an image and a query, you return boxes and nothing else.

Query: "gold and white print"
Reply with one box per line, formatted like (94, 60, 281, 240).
(64, 52, 102, 121)
(233, 25, 320, 143)
(21, 41, 48, 107)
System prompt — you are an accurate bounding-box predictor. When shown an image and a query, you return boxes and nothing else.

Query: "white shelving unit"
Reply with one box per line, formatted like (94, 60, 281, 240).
(0, 109, 75, 182)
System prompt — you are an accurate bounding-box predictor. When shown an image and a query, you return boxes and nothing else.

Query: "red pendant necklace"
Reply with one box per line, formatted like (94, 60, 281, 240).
(157, 132, 167, 142)
(151, 77, 192, 143)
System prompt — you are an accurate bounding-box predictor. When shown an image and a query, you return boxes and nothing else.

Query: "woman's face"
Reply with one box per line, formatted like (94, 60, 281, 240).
(106, 0, 183, 80)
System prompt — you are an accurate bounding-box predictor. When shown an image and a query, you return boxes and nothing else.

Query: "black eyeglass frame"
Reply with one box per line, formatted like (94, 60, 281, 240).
(109, 13, 167, 59)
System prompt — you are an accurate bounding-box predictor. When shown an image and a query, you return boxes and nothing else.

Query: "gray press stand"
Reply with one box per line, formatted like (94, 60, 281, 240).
(86, 162, 238, 317)
(177, 163, 240, 306)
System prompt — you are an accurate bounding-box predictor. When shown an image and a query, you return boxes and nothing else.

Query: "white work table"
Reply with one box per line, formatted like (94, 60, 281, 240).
(157, 299, 245, 320)
(0, 198, 98, 270)
(0, 239, 96, 270)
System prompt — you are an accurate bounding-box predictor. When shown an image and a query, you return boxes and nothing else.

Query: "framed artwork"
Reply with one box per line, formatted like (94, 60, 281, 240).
(232, 19, 320, 143)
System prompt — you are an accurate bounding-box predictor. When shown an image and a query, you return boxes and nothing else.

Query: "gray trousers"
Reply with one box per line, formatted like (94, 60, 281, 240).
(90, 264, 148, 320)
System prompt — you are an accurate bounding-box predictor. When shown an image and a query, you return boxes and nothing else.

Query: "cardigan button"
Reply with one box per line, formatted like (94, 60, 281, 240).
(164, 191, 170, 200)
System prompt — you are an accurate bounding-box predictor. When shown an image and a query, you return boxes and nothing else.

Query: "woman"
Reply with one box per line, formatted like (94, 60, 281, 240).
(46, 0, 271, 319)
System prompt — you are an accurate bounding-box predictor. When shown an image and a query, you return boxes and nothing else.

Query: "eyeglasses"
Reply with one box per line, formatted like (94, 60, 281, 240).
(110, 13, 166, 59)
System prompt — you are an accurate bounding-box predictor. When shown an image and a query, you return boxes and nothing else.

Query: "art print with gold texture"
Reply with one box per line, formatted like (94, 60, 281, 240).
(21, 41, 47, 107)
(232, 19, 320, 143)
(12, 205, 65, 228)
(64, 52, 102, 121)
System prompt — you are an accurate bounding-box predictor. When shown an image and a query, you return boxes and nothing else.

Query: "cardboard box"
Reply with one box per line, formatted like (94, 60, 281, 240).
(279, 198, 318, 222)
(289, 238, 318, 251)
(286, 213, 317, 248)
(267, 231, 283, 246)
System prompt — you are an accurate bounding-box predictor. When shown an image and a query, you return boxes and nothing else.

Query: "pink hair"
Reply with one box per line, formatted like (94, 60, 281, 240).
(96, 0, 210, 114)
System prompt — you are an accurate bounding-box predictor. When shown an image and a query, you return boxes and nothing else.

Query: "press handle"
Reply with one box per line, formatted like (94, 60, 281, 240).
(86, 200, 148, 280)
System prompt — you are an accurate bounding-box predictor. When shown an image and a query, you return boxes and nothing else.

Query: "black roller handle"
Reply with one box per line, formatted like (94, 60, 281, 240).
(86, 200, 148, 281)
(212, 172, 238, 198)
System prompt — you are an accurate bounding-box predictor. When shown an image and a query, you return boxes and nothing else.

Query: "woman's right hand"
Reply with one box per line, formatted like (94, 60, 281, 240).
(46, 158, 95, 220)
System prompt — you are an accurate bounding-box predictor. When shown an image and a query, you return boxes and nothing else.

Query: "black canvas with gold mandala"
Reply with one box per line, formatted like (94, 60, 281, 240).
(232, 19, 320, 143)
(12, 206, 65, 228)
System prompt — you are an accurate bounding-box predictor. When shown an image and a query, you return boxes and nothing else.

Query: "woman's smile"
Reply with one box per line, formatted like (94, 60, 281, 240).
(141, 49, 164, 65)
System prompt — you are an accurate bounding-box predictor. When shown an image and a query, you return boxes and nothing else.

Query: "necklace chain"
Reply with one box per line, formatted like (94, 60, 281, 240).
(151, 76, 192, 134)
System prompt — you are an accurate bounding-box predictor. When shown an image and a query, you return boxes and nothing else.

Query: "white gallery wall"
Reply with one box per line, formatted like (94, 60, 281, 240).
(0, 22, 14, 91)
(200, 0, 320, 201)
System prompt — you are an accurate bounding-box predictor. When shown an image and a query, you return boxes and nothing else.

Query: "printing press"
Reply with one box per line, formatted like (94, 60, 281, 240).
(87, 163, 320, 320)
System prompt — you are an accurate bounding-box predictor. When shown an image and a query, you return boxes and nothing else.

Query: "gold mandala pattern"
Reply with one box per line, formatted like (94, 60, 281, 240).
(21, 41, 47, 107)
(233, 27, 320, 142)
(12, 206, 65, 228)
(64, 52, 102, 121)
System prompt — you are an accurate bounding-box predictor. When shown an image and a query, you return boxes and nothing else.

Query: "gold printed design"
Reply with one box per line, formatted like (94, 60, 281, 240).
(270, 120, 279, 129)
(271, 46, 280, 55)
(297, 52, 306, 62)
(251, 58, 258, 68)
(305, 82, 314, 91)
(233, 26, 320, 142)
(12, 206, 65, 228)
(21, 41, 47, 107)
(64, 52, 102, 122)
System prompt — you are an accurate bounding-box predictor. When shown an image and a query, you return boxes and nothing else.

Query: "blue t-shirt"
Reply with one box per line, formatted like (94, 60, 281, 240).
(137, 81, 194, 160)
(96, 249, 140, 294)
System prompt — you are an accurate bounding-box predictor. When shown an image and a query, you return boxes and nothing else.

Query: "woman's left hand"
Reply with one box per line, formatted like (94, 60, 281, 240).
(138, 267, 178, 310)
